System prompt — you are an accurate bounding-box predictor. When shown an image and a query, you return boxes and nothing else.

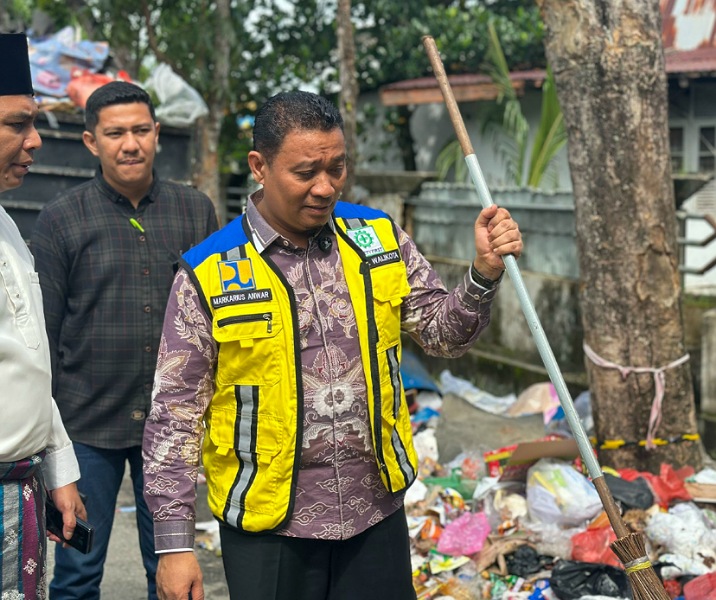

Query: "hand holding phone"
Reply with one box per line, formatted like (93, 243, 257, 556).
(45, 495, 95, 554)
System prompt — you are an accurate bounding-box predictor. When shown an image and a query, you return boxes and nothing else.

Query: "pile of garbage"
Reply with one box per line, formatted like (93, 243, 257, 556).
(26, 25, 208, 127)
(405, 366, 716, 600)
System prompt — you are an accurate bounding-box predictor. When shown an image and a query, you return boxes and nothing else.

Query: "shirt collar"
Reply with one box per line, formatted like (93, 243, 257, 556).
(245, 189, 336, 254)
(94, 167, 160, 205)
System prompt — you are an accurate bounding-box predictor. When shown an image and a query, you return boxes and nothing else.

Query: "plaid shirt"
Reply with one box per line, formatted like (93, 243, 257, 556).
(31, 171, 218, 449)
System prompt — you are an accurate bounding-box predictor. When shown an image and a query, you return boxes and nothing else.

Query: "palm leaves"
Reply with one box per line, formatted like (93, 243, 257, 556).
(438, 21, 567, 188)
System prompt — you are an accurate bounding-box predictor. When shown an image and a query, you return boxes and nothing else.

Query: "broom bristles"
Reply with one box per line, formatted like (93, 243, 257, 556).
(611, 532, 669, 600)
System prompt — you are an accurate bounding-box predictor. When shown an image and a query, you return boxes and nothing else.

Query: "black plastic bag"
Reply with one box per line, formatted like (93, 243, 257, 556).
(549, 559, 631, 599)
(505, 545, 553, 578)
(604, 473, 654, 510)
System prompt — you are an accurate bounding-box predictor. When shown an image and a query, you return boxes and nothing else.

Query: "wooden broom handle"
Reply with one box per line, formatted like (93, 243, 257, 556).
(422, 36, 475, 157)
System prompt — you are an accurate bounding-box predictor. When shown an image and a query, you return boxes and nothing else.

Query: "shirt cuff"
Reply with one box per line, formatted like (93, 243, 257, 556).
(463, 269, 500, 308)
(41, 443, 81, 490)
(153, 519, 196, 553)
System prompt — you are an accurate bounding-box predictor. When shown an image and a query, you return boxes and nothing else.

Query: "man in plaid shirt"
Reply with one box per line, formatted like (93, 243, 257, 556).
(31, 81, 218, 600)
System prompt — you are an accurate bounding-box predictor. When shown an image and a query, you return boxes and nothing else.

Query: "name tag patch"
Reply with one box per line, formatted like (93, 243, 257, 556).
(346, 225, 384, 256)
(211, 288, 273, 308)
(367, 250, 401, 268)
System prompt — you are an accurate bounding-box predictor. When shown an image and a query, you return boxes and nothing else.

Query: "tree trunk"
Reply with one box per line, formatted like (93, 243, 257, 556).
(193, 112, 224, 223)
(336, 0, 358, 203)
(538, 0, 703, 471)
(397, 106, 417, 171)
(190, 0, 232, 224)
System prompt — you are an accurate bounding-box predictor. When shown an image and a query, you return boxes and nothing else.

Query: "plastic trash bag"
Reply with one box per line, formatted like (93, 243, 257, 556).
(29, 26, 109, 99)
(435, 511, 491, 556)
(526, 458, 603, 527)
(604, 473, 654, 510)
(67, 69, 132, 108)
(523, 519, 581, 560)
(505, 544, 553, 577)
(143, 63, 209, 127)
(571, 525, 620, 568)
(545, 390, 594, 438)
(438, 370, 516, 415)
(644, 502, 716, 575)
(683, 572, 716, 600)
(620, 463, 691, 507)
(549, 559, 631, 600)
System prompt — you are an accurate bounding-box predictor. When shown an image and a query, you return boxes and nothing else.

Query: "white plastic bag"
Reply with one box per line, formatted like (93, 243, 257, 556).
(644, 501, 716, 574)
(143, 63, 209, 127)
(526, 458, 602, 527)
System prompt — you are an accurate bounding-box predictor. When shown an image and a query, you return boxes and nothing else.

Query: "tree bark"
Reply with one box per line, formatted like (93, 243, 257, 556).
(337, 0, 358, 203)
(203, 0, 232, 223)
(193, 112, 224, 222)
(538, 0, 703, 471)
(144, 0, 232, 223)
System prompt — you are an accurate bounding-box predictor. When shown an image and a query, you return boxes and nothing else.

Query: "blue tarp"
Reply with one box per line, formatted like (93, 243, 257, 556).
(29, 26, 109, 98)
(400, 350, 441, 393)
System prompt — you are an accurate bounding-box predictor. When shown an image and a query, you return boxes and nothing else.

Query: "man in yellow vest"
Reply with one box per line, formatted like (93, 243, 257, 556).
(143, 90, 522, 600)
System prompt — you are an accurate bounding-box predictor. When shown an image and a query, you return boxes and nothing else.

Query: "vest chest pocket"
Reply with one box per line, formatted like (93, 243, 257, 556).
(370, 263, 410, 351)
(213, 310, 284, 386)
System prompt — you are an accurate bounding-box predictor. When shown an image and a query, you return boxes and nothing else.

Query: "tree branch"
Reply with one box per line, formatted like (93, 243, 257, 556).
(141, 0, 190, 82)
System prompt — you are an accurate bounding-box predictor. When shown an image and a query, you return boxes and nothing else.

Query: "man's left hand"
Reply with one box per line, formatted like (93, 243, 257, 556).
(47, 482, 87, 545)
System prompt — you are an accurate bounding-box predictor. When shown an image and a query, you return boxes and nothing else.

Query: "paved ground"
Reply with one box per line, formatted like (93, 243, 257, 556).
(41, 392, 565, 598)
(46, 473, 230, 600)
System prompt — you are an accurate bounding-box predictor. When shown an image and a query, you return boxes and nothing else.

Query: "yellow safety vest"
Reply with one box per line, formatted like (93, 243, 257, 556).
(182, 202, 418, 532)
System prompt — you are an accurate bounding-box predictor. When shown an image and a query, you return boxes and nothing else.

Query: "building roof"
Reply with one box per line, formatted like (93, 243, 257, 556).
(380, 0, 716, 107)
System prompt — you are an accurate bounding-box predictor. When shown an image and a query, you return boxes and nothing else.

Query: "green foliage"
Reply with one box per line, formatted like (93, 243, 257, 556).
(478, 21, 566, 188)
(4, 0, 33, 25)
(351, 0, 545, 90)
(526, 69, 566, 187)
(436, 136, 469, 183)
(14, 0, 548, 175)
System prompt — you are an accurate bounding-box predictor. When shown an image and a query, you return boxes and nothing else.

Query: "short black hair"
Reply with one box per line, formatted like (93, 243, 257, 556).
(84, 81, 156, 132)
(253, 91, 343, 164)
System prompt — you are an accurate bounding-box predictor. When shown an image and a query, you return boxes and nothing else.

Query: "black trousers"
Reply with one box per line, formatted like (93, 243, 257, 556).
(220, 508, 417, 600)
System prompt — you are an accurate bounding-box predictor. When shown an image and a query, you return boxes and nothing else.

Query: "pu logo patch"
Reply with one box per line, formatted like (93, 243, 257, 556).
(218, 259, 256, 293)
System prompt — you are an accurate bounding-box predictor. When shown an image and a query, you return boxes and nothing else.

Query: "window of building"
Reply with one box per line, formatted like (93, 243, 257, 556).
(699, 126, 715, 172)
(670, 126, 685, 172)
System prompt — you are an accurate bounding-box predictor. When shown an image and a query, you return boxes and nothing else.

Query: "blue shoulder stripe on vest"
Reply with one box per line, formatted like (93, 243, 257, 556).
(333, 200, 389, 220)
(183, 215, 249, 267)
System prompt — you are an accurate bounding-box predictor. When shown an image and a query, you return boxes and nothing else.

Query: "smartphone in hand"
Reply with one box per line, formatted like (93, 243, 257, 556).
(45, 496, 95, 554)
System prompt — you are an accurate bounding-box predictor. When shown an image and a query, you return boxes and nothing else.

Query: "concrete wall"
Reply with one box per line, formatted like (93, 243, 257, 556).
(402, 185, 716, 456)
(357, 89, 716, 293)
(357, 89, 573, 191)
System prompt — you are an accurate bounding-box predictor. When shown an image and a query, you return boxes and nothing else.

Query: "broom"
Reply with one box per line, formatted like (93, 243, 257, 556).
(421, 35, 669, 600)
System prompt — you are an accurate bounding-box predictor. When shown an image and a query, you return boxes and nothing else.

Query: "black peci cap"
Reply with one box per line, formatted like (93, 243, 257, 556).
(0, 33, 34, 96)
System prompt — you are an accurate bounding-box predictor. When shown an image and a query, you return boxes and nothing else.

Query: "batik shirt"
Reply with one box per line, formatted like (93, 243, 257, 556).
(144, 192, 500, 551)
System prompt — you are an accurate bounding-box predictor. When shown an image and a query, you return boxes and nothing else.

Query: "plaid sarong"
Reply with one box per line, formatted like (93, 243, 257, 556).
(0, 453, 47, 600)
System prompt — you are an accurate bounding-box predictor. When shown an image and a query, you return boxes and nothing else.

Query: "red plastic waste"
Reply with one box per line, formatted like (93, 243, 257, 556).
(619, 463, 691, 507)
(683, 572, 716, 600)
(570, 526, 620, 568)
(66, 69, 133, 109)
(663, 578, 682, 599)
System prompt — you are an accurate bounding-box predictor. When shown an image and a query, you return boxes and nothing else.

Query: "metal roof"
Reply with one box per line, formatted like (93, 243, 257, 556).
(663, 0, 716, 72)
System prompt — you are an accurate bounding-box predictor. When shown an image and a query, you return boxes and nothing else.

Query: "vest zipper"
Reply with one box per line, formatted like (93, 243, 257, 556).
(216, 312, 273, 333)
